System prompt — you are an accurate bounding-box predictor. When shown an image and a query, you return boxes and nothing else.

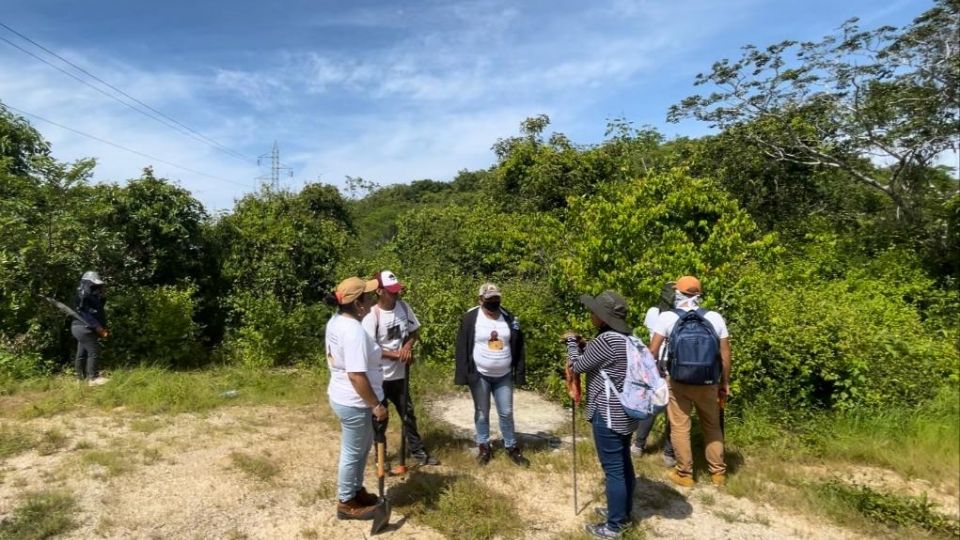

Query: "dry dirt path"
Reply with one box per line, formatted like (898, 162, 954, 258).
(0, 391, 940, 539)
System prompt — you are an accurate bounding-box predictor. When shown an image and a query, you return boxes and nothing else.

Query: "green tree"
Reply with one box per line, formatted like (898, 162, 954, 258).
(668, 1, 959, 223)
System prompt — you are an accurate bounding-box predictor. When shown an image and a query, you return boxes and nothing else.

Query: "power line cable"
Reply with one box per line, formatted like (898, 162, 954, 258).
(0, 21, 252, 162)
(4, 103, 252, 189)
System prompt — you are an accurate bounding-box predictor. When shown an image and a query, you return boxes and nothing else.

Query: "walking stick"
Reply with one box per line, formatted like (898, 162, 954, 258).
(565, 362, 582, 515)
(391, 362, 409, 475)
(572, 397, 578, 515)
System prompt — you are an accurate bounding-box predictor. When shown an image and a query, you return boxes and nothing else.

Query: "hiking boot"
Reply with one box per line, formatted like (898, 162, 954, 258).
(505, 445, 530, 467)
(354, 486, 379, 507)
(410, 449, 440, 466)
(667, 469, 695, 488)
(88, 376, 109, 387)
(630, 444, 644, 457)
(662, 452, 677, 468)
(477, 443, 492, 466)
(711, 473, 726, 487)
(584, 523, 622, 539)
(336, 495, 376, 520)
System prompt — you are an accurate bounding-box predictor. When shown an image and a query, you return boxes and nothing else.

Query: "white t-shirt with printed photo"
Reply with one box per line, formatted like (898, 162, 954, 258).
(326, 314, 384, 408)
(472, 311, 512, 378)
(362, 301, 421, 381)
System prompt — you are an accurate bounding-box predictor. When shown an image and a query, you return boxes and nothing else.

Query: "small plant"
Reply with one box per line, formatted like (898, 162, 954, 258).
(697, 492, 716, 506)
(229, 452, 280, 483)
(0, 489, 78, 540)
(129, 418, 166, 434)
(297, 483, 335, 506)
(36, 429, 69, 456)
(714, 510, 742, 523)
(418, 477, 523, 539)
(817, 480, 960, 537)
(82, 449, 133, 478)
(0, 428, 32, 459)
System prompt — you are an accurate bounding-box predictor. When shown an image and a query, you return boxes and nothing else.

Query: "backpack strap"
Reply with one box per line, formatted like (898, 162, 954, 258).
(694, 307, 720, 339)
(598, 370, 614, 430)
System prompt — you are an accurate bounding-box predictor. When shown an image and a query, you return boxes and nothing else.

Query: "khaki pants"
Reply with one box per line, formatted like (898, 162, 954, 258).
(667, 381, 725, 477)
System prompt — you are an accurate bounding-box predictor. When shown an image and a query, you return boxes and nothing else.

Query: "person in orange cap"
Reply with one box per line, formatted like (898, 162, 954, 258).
(324, 276, 386, 520)
(648, 276, 732, 488)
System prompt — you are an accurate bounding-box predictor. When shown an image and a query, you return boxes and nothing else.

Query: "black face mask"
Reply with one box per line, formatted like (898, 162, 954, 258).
(482, 299, 501, 312)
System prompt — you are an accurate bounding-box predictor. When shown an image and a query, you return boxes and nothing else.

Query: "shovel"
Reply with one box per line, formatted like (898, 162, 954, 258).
(371, 412, 391, 535)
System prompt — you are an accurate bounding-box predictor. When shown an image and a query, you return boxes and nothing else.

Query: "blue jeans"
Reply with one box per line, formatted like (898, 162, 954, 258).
(468, 373, 517, 448)
(331, 401, 374, 502)
(592, 411, 635, 532)
(633, 412, 674, 457)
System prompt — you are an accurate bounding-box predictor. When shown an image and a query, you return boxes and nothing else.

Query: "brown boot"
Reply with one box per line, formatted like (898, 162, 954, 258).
(477, 442, 492, 466)
(336, 495, 376, 520)
(354, 486, 379, 506)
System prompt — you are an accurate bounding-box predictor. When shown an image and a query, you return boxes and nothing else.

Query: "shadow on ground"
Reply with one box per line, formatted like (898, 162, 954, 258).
(632, 475, 694, 521)
(387, 470, 461, 509)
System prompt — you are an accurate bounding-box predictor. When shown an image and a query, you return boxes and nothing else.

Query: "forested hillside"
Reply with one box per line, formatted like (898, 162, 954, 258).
(3, 2, 957, 413)
(0, 2, 958, 538)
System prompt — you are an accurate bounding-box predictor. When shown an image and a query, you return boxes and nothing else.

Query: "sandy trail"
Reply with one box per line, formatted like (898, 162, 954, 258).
(0, 391, 949, 539)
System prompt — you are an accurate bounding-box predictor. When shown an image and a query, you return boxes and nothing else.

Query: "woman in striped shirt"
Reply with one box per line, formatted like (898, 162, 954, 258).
(565, 290, 639, 539)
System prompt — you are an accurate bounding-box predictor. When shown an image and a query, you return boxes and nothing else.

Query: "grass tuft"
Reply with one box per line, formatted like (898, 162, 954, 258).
(0, 427, 33, 459)
(36, 429, 69, 455)
(0, 490, 78, 540)
(229, 451, 280, 482)
(298, 482, 335, 506)
(82, 449, 133, 477)
(423, 477, 523, 539)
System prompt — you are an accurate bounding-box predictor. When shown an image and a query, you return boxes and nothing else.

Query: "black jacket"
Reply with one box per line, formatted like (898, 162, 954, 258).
(74, 283, 107, 329)
(454, 306, 526, 386)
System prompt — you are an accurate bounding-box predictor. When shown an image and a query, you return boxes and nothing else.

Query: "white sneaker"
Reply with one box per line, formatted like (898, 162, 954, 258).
(87, 377, 110, 386)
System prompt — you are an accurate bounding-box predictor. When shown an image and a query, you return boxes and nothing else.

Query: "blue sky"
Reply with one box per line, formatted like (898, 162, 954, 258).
(0, 0, 928, 211)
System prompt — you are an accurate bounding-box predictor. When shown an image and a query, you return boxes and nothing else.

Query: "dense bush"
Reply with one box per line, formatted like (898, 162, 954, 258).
(730, 246, 959, 410)
(219, 292, 329, 367)
(557, 169, 776, 329)
(106, 284, 205, 369)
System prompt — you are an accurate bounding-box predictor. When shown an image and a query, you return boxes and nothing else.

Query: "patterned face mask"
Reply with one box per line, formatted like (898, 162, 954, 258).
(674, 291, 702, 310)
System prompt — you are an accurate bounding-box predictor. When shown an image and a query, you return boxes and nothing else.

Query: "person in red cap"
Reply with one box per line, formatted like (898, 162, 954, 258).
(648, 275, 731, 488)
(362, 270, 439, 467)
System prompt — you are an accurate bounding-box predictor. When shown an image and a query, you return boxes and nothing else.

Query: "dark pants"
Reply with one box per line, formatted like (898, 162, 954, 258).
(71, 323, 99, 379)
(591, 412, 635, 532)
(633, 412, 674, 457)
(382, 377, 426, 455)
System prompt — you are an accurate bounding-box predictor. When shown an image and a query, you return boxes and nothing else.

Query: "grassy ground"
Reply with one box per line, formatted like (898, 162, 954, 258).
(0, 365, 328, 418)
(0, 365, 957, 539)
(714, 386, 960, 538)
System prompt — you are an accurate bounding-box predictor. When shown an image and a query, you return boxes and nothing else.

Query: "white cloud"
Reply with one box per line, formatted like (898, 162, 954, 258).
(0, 0, 763, 211)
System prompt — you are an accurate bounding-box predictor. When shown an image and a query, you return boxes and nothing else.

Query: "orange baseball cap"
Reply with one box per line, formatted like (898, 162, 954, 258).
(335, 277, 379, 305)
(675, 276, 702, 295)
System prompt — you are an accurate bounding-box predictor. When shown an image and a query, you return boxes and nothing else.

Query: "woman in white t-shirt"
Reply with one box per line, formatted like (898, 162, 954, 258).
(453, 283, 529, 468)
(324, 276, 387, 521)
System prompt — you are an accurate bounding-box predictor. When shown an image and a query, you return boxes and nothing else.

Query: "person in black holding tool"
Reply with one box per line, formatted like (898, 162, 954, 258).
(73, 271, 110, 386)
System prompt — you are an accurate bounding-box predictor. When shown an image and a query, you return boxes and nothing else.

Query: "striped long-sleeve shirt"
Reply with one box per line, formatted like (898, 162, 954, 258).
(566, 329, 640, 435)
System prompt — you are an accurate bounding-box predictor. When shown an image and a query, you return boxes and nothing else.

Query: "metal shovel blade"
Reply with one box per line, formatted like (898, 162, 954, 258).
(370, 496, 391, 535)
(371, 427, 391, 535)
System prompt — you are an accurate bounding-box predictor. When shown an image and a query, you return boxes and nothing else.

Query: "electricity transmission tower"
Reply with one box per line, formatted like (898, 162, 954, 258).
(256, 141, 293, 190)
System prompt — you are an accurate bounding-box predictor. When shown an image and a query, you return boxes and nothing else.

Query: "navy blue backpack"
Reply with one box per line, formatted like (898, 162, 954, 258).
(667, 308, 721, 385)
